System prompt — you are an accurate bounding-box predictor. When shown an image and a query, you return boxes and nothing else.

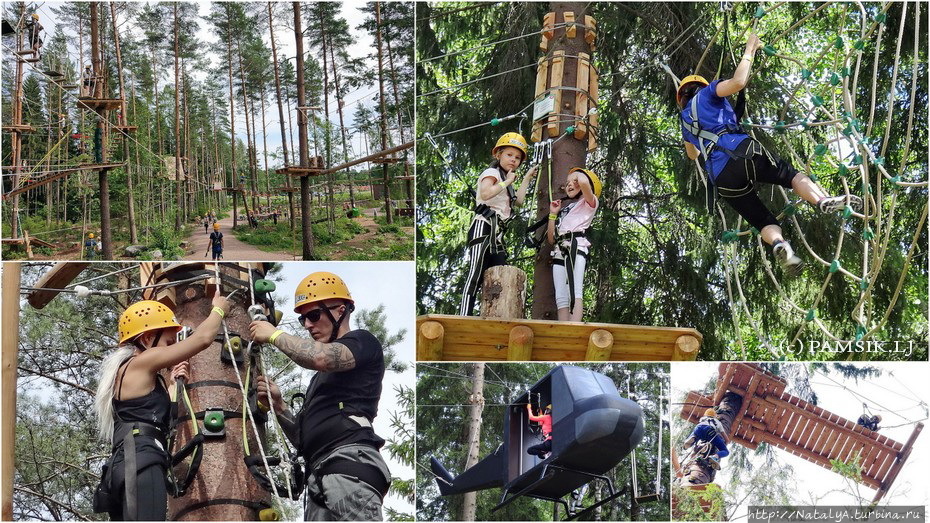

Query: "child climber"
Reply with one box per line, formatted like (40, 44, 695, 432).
(526, 403, 553, 458)
(683, 409, 729, 471)
(459, 132, 538, 316)
(206, 223, 223, 260)
(547, 167, 602, 321)
(678, 33, 862, 275)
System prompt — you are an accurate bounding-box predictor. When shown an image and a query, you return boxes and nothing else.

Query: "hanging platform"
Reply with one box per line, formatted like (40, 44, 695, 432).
(76, 97, 123, 111)
(42, 70, 64, 79)
(416, 314, 702, 361)
(370, 156, 402, 164)
(681, 363, 923, 503)
(3, 124, 35, 133)
(275, 166, 326, 177)
(2, 162, 125, 200)
(112, 125, 138, 133)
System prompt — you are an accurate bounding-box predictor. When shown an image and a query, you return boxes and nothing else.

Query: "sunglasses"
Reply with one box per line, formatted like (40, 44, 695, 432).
(297, 304, 342, 325)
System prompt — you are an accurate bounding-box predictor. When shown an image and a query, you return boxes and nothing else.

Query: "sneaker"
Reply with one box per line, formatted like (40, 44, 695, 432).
(708, 455, 721, 470)
(819, 194, 862, 213)
(773, 241, 804, 276)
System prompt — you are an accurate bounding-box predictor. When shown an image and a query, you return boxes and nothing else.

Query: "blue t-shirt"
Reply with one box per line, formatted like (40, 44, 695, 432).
(680, 79, 749, 181)
(690, 422, 730, 458)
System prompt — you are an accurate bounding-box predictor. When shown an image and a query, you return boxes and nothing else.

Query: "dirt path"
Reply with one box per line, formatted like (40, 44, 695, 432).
(183, 215, 294, 261)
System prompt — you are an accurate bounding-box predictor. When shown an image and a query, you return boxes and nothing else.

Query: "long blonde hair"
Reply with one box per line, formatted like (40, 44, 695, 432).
(94, 345, 135, 443)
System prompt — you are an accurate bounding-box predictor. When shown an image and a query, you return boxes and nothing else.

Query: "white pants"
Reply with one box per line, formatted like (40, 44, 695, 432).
(552, 248, 587, 309)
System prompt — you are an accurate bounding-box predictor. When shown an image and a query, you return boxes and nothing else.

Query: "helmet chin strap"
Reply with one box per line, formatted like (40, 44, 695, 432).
(320, 301, 355, 342)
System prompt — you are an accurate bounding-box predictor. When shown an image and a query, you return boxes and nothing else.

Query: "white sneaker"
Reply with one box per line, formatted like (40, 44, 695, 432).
(773, 241, 804, 276)
(819, 194, 862, 213)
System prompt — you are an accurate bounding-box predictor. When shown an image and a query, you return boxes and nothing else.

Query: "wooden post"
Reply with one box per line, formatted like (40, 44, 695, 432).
(585, 329, 613, 360)
(110, 3, 137, 244)
(479, 266, 526, 319)
(2, 263, 22, 521)
(374, 2, 393, 225)
(531, 3, 594, 320)
(9, 3, 25, 241)
(461, 362, 485, 521)
(417, 321, 445, 360)
(672, 335, 700, 361)
(294, 3, 315, 259)
(146, 263, 273, 520)
(507, 326, 534, 360)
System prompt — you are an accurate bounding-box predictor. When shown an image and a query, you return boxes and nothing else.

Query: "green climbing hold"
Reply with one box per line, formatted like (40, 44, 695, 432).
(254, 279, 276, 293)
(853, 39, 865, 50)
(833, 36, 844, 49)
(842, 205, 853, 219)
(863, 227, 874, 240)
(814, 144, 828, 156)
(754, 5, 766, 18)
(838, 164, 849, 177)
(875, 13, 887, 23)
(811, 95, 824, 107)
(763, 44, 777, 57)
(204, 410, 225, 433)
(565, 125, 575, 134)
(490, 118, 501, 126)
(721, 230, 738, 243)
(830, 72, 841, 86)
(829, 260, 841, 273)
(872, 156, 884, 166)
(801, 68, 813, 80)
(805, 309, 817, 322)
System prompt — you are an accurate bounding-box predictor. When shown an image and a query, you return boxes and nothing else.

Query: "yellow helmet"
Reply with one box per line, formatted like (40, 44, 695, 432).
(88, 233, 95, 239)
(31, 13, 39, 21)
(704, 408, 717, 418)
(492, 132, 528, 160)
(677, 74, 709, 107)
(213, 223, 220, 230)
(294, 271, 353, 313)
(118, 300, 182, 344)
(570, 167, 602, 198)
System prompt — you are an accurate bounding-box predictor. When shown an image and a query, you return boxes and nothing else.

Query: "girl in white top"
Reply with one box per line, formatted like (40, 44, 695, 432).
(459, 132, 538, 316)
(546, 167, 602, 321)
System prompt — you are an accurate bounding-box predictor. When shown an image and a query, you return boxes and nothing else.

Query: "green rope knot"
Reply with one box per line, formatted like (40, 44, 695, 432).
(782, 204, 797, 216)
(811, 95, 824, 107)
(853, 39, 865, 50)
(842, 205, 853, 219)
(889, 175, 901, 185)
(490, 118, 501, 126)
(754, 5, 766, 18)
(850, 154, 863, 166)
(774, 121, 787, 133)
(805, 308, 817, 322)
(741, 117, 753, 127)
(808, 172, 819, 183)
(833, 37, 844, 49)
(859, 278, 869, 291)
(872, 156, 884, 166)
(862, 227, 874, 240)
(750, 227, 760, 236)
(565, 125, 575, 134)
(801, 68, 813, 80)
(838, 164, 849, 177)
(763, 44, 777, 57)
(875, 13, 887, 23)
(842, 125, 853, 136)
(801, 120, 811, 130)
(829, 72, 841, 86)
(854, 325, 867, 341)
(814, 144, 828, 156)
(842, 66, 851, 77)
(829, 260, 841, 273)
(721, 230, 739, 243)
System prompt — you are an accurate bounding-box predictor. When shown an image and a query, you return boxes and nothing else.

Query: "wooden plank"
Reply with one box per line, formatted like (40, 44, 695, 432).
(76, 97, 123, 111)
(547, 50, 564, 137)
(712, 364, 736, 406)
(729, 375, 760, 436)
(872, 423, 923, 503)
(574, 52, 589, 139)
(26, 263, 91, 309)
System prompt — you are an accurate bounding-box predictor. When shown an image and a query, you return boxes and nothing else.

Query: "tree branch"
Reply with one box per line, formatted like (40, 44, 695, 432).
(17, 366, 95, 395)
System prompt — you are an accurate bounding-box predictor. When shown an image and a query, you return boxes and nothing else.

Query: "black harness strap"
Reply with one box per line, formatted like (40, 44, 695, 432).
(185, 379, 242, 391)
(112, 422, 166, 521)
(174, 409, 243, 424)
(317, 458, 390, 499)
(171, 498, 271, 521)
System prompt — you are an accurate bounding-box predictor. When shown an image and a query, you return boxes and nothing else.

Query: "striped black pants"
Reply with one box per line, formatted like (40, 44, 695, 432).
(459, 215, 507, 316)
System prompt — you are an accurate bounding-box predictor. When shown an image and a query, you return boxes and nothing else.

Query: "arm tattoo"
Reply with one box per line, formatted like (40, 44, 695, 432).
(274, 332, 356, 372)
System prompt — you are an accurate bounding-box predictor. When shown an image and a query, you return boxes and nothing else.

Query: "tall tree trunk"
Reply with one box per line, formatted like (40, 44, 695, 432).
(236, 40, 257, 213)
(9, 3, 25, 240)
(317, 6, 336, 232)
(226, 8, 238, 228)
(374, 2, 393, 224)
(267, 2, 296, 230)
(383, 20, 412, 207)
(173, 3, 183, 230)
(328, 34, 355, 209)
(91, 3, 114, 260)
(531, 3, 592, 319)
(110, 3, 137, 243)
(259, 81, 271, 209)
(294, 2, 315, 259)
(460, 362, 485, 521)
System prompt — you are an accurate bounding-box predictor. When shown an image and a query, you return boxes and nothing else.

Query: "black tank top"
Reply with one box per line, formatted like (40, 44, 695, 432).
(112, 356, 170, 433)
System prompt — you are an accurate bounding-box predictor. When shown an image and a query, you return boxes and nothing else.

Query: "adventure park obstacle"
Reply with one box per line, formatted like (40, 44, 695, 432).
(676, 363, 922, 508)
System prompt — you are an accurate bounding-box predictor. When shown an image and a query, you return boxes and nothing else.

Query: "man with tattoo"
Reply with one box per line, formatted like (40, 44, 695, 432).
(249, 271, 391, 521)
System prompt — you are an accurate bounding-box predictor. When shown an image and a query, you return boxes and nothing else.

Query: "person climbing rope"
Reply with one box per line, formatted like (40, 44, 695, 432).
(459, 132, 538, 316)
(682, 409, 729, 471)
(92, 295, 231, 521)
(526, 403, 553, 458)
(84, 232, 102, 260)
(206, 223, 223, 260)
(547, 167, 602, 322)
(857, 413, 882, 432)
(249, 272, 391, 521)
(678, 32, 862, 276)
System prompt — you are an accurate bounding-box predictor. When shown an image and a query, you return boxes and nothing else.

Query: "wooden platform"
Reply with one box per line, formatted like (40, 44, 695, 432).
(370, 156, 402, 164)
(3, 124, 35, 133)
(416, 314, 702, 361)
(681, 363, 923, 503)
(274, 166, 325, 177)
(2, 162, 125, 199)
(112, 125, 137, 133)
(76, 97, 123, 111)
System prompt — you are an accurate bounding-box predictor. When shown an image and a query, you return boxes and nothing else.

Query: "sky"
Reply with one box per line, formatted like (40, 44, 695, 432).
(25, 1, 402, 171)
(672, 362, 929, 517)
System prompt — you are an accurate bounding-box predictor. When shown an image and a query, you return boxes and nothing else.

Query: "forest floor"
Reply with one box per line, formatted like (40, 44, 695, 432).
(322, 206, 414, 259)
(182, 214, 295, 261)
